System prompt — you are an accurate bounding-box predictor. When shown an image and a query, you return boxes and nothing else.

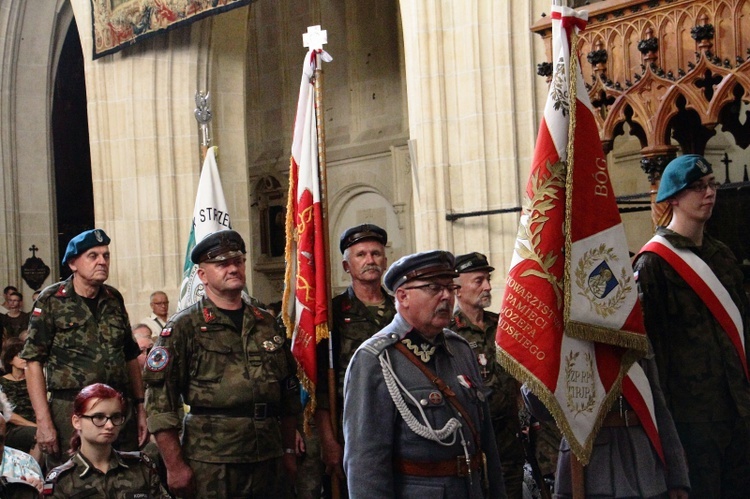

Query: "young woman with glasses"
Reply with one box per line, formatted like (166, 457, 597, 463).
(42, 383, 170, 497)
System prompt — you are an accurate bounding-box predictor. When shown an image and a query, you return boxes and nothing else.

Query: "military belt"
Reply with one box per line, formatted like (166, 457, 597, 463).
(394, 453, 482, 477)
(601, 409, 640, 427)
(190, 403, 278, 420)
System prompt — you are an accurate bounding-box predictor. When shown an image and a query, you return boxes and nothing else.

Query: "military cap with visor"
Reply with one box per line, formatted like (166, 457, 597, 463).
(454, 252, 495, 274)
(384, 250, 457, 294)
(191, 229, 247, 264)
(339, 224, 388, 254)
(656, 154, 714, 203)
(62, 229, 111, 266)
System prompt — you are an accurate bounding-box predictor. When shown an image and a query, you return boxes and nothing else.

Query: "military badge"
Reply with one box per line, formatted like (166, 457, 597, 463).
(262, 340, 280, 352)
(94, 229, 104, 242)
(344, 317, 351, 323)
(32, 307, 43, 317)
(273, 335, 284, 345)
(202, 307, 216, 323)
(253, 307, 265, 320)
(42, 482, 55, 494)
(146, 347, 170, 372)
(160, 327, 172, 337)
(428, 391, 443, 405)
(401, 338, 436, 362)
(55, 285, 67, 297)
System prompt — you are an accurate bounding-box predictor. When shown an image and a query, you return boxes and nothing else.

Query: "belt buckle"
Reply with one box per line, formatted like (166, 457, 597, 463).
(254, 403, 267, 420)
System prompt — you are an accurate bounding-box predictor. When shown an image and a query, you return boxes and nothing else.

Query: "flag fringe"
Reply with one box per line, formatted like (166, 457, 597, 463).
(297, 363, 316, 436)
(497, 346, 641, 464)
(282, 156, 296, 339)
(565, 321, 649, 352)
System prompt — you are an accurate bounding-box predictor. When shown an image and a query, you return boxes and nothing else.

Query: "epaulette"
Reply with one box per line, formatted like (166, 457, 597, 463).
(116, 450, 142, 461)
(362, 331, 400, 355)
(44, 458, 76, 489)
(444, 328, 471, 346)
(484, 310, 499, 321)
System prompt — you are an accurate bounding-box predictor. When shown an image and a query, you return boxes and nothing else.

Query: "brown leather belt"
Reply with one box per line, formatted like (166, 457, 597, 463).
(394, 454, 482, 477)
(601, 409, 640, 427)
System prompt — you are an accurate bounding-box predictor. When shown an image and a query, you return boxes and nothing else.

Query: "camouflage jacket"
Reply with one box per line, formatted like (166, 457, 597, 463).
(43, 450, 170, 498)
(20, 276, 138, 393)
(315, 286, 396, 411)
(450, 310, 520, 423)
(144, 296, 301, 463)
(634, 227, 750, 422)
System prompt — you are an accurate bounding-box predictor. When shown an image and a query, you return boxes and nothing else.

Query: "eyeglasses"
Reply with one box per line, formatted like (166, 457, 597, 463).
(79, 413, 126, 427)
(687, 180, 720, 193)
(402, 283, 461, 295)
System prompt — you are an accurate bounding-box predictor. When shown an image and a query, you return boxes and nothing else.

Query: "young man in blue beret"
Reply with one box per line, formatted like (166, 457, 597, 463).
(343, 250, 505, 498)
(634, 154, 750, 496)
(20, 229, 147, 467)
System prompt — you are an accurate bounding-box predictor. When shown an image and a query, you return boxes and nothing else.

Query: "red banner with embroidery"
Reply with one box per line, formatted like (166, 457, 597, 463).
(283, 50, 330, 428)
(496, 5, 653, 464)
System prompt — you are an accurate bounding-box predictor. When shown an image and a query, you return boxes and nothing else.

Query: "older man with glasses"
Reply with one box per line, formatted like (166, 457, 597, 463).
(141, 291, 170, 340)
(343, 250, 506, 498)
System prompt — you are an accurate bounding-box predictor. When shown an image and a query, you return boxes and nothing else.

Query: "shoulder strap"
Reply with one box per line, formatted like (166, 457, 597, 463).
(392, 341, 481, 449)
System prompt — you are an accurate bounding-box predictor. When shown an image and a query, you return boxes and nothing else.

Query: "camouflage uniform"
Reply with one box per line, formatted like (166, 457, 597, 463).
(143, 295, 301, 498)
(451, 309, 525, 498)
(19, 276, 140, 459)
(313, 286, 396, 497)
(316, 286, 397, 415)
(43, 450, 170, 498)
(635, 227, 750, 497)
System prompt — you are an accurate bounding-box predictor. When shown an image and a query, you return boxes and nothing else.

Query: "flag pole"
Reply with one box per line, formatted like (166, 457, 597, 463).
(194, 90, 212, 161)
(565, 25, 586, 499)
(303, 25, 340, 498)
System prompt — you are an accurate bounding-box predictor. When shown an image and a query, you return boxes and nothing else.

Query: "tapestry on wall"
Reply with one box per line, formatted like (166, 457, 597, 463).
(91, 0, 254, 59)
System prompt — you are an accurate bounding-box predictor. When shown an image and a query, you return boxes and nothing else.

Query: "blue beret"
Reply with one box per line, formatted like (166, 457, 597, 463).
(656, 154, 713, 202)
(339, 224, 388, 254)
(384, 250, 457, 294)
(191, 230, 246, 264)
(63, 229, 111, 266)
(454, 252, 495, 273)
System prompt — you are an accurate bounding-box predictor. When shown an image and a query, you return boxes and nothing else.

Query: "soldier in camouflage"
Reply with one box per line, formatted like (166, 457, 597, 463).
(43, 383, 170, 498)
(314, 224, 395, 494)
(144, 229, 301, 498)
(451, 252, 526, 498)
(635, 155, 750, 497)
(20, 228, 147, 467)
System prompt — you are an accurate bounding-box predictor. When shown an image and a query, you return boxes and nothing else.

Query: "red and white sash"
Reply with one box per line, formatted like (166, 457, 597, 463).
(640, 235, 749, 381)
(623, 362, 664, 462)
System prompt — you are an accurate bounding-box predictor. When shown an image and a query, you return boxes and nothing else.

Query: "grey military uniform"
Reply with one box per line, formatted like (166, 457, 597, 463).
(343, 313, 506, 498)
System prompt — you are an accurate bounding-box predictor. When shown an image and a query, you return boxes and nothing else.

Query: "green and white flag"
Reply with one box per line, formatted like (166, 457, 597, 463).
(177, 146, 233, 310)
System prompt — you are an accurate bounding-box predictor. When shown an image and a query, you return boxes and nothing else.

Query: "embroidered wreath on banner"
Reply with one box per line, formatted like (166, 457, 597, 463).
(574, 244, 632, 318)
(551, 56, 570, 117)
(564, 351, 596, 416)
(515, 161, 566, 308)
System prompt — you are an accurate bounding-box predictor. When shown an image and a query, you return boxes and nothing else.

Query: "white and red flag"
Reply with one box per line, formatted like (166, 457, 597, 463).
(178, 146, 233, 311)
(283, 48, 332, 428)
(496, 5, 656, 463)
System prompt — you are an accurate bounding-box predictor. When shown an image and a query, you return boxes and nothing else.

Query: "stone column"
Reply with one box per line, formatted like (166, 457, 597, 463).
(69, 0, 251, 319)
(398, 0, 540, 272)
